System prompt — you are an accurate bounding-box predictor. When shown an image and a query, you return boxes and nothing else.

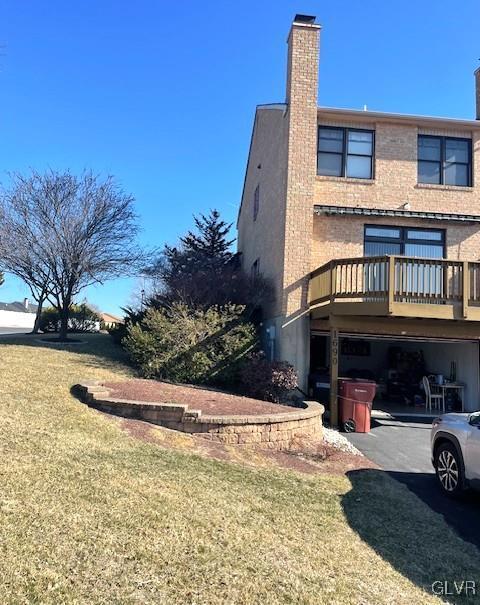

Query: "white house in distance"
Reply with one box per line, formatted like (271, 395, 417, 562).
(0, 299, 37, 330)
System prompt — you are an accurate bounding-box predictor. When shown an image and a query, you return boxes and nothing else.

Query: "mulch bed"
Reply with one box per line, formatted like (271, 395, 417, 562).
(102, 378, 295, 416)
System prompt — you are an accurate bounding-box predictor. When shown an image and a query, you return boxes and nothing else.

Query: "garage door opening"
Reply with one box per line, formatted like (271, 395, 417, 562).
(310, 333, 479, 417)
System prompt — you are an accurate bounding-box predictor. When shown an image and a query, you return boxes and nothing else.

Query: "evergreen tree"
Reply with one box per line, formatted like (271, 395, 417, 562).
(148, 210, 272, 315)
(179, 210, 234, 270)
(162, 210, 234, 281)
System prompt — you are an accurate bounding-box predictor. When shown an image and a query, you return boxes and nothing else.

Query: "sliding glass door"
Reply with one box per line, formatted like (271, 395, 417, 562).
(363, 226, 446, 298)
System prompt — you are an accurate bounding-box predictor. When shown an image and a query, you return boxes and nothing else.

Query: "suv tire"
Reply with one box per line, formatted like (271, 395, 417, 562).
(434, 442, 465, 496)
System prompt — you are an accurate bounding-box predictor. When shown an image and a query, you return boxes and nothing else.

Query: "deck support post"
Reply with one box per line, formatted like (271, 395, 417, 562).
(329, 325, 339, 428)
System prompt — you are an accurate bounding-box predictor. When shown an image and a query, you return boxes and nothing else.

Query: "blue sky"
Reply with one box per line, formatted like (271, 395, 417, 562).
(0, 0, 479, 314)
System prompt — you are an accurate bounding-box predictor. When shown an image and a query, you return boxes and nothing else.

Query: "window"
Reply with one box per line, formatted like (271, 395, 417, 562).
(251, 258, 260, 280)
(317, 127, 374, 179)
(364, 225, 445, 258)
(253, 185, 259, 221)
(418, 135, 472, 187)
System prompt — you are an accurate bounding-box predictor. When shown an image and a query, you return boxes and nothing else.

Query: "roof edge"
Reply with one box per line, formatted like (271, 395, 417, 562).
(318, 106, 480, 129)
(256, 103, 287, 110)
(237, 104, 288, 228)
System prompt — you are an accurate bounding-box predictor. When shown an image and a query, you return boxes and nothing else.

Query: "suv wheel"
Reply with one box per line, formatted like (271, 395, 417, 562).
(434, 442, 464, 496)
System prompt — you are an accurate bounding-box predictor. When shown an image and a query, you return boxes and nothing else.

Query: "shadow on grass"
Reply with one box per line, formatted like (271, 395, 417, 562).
(343, 469, 480, 604)
(0, 332, 131, 374)
(386, 470, 480, 549)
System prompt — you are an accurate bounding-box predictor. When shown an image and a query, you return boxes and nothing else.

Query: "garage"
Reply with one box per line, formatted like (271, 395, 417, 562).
(310, 332, 480, 415)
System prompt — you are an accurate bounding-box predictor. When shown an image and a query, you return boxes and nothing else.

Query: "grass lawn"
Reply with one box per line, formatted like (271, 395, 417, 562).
(0, 333, 479, 604)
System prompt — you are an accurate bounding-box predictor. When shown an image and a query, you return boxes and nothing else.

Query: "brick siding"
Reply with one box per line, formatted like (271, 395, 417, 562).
(237, 16, 480, 385)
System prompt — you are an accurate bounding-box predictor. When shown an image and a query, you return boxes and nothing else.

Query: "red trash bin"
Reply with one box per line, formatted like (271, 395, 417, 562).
(339, 378, 376, 433)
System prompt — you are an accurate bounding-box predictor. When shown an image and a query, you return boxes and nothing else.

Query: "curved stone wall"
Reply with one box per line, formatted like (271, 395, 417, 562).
(77, 381, 324, 450)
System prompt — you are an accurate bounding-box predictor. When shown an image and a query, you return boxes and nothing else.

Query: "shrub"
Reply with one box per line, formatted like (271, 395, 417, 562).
(38, 304, 100, 333)
(108, 306, 144, 344)
(68, 304, 101, 332)
(145, 210, 275, 324)
(38, 307, 60, 333)
(123, 302, 257, 385)
(239, 352, 298, 403)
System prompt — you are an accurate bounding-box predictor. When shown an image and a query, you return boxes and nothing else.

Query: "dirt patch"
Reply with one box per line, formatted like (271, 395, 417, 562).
(112, 413, 376, 476)
(103, 378, 294, 416)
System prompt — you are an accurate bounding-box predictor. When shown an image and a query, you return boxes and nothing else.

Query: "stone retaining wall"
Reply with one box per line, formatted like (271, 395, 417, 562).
(76, 381, 324, 450)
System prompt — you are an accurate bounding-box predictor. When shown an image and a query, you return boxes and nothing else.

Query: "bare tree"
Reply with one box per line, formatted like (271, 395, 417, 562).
(0, 170, 145, 340)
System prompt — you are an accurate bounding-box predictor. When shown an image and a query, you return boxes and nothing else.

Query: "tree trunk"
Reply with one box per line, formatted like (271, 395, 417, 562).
(59, 305, 70, 341)
(31, 297, 44, 334)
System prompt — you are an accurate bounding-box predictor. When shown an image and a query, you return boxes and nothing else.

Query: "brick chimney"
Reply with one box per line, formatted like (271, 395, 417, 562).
(286, 14, 320, 107)
(475, 67, 480, 120)
(280, 15, 321, 388)
(283, 14, 320, 315)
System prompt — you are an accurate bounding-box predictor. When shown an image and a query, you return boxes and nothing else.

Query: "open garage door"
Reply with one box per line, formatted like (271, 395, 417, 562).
(310, 332, 479, 415)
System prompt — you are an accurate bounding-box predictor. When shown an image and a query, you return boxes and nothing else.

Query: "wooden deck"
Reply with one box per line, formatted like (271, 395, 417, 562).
(309, 255, 480, 321)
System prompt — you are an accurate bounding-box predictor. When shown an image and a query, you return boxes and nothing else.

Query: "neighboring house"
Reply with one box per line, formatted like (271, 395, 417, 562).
(99, 312, 124, 329)
(0, 298, 38, 329)
(237, 14, 480, 422)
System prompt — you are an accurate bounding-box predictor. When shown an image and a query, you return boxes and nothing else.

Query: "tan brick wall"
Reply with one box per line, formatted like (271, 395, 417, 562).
(237, 22, 321, 321)
(315, 119, 480, 214)
(312, 214, 480, 270)
(283, 22, 320, 317)
(237, 19, 320, 385)
(313, 116, 480, 271)
(237, 106, 288, 316)
(276, 21, 320, 384)
(237, 17, 480, 390)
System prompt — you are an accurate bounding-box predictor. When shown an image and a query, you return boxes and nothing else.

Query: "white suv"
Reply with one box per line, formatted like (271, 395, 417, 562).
(431, 411, 480, 495)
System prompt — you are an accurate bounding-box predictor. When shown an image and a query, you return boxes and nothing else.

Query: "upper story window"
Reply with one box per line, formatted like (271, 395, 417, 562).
(364, 225, 445, 259)
(253, 185, 259, 221)
(418, 135, 472, 187)
(317, 127, 374, 179)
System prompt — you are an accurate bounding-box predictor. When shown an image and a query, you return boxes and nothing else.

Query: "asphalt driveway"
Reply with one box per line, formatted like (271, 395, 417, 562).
(347, 417, 480, 549)
(0, 328, 31, 335)
(347, 417, 433, 473)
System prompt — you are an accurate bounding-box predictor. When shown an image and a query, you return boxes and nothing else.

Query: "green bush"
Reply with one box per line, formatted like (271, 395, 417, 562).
(123, 303, 257, 384)
(38, 304, 100, 333)
(38, 307, 60, 333)
(108, 306, 144, 344)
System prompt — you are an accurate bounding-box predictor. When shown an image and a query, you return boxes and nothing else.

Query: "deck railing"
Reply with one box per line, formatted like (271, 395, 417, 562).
(309, 255, 480, 317)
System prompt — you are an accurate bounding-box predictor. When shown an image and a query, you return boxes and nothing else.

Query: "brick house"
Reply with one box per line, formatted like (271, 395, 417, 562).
(237, 15, 480, 423)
